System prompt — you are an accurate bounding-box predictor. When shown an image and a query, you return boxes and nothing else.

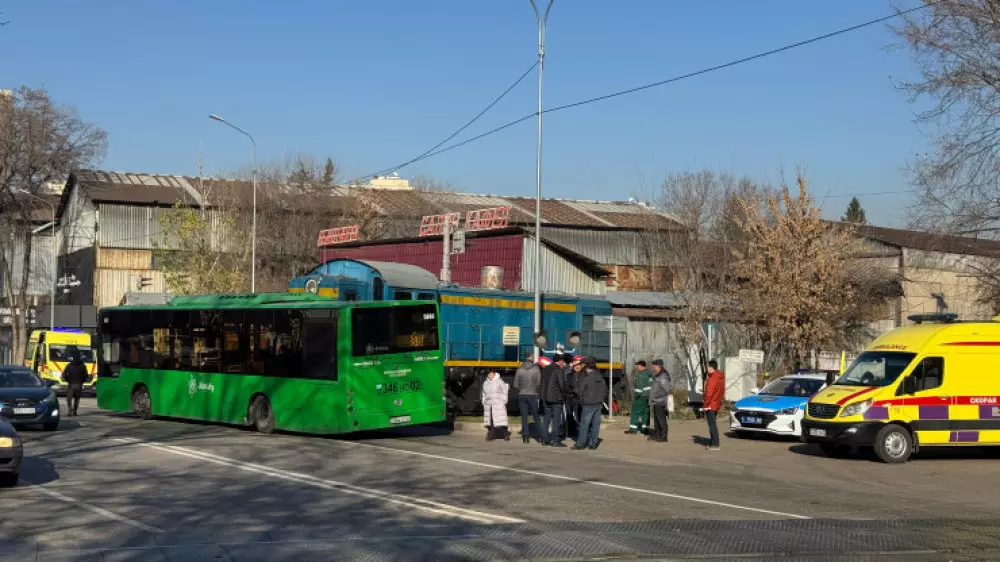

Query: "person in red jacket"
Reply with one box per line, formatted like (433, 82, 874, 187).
(703, 359, 725, 450)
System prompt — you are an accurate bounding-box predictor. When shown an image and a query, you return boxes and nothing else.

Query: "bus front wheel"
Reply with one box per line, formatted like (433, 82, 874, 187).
(249, 396, 274, 434)
(131, 386, 152, 420)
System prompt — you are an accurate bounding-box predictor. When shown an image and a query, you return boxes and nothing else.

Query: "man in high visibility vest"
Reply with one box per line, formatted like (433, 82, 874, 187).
(626, 360, 651, 435)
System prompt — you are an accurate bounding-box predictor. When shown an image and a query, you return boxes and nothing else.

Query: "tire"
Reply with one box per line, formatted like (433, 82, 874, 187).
(42, 421, 59, 432)
(0, 473, 19, 488)
(819, 443, 851, 457)
(249, 396, 275, 434)
(874, 424, 913, 464)
(131, 386, 152, 420)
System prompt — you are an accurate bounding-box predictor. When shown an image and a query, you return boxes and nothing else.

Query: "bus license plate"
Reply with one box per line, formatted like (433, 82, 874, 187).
(809, 428, 827, 437)
(14, 407, 35, 415)
(390, 416, 411, 425)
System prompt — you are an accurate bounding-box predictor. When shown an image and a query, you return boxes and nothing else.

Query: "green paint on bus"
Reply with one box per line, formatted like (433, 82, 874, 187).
(94, 293, 446, 434)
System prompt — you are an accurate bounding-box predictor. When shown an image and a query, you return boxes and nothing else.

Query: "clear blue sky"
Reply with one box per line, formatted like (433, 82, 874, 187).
(4, 0, 928, 226)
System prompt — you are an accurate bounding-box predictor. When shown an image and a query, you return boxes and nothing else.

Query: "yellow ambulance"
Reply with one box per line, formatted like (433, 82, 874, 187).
(802, 313, 1000, 463)
(23, 329, 98, 394)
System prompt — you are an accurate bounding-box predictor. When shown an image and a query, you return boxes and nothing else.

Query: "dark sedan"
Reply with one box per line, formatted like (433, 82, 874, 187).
(0, 415, 22, 487)
(0, 366, 60, 431)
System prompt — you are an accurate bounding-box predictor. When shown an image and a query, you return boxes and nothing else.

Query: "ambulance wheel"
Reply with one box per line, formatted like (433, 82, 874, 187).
(874, 424, 912, 464)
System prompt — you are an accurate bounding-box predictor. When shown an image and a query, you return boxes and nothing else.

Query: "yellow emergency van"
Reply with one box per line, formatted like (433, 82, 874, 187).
(802, 313, 1000, 463)
(23, 329, 98, 394)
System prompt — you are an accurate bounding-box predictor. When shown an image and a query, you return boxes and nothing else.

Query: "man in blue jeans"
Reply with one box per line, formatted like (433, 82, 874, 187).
(573, 357, 607, 450)
(513, 352, 542, 443)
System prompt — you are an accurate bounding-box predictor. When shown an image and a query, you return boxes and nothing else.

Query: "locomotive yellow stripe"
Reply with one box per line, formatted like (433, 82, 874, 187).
(286, 287, 338, 297)
(440, 295, 577, 313)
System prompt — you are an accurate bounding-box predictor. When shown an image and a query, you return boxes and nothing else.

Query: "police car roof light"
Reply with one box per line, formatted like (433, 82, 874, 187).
(908, 313, 959, 324)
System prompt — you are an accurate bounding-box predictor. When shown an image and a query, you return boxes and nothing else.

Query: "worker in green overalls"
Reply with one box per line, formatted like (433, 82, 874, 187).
(626, 360, 651, 435)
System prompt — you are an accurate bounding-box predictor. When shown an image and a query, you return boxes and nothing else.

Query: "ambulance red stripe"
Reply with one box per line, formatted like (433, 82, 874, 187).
(836, 387, 876, 406)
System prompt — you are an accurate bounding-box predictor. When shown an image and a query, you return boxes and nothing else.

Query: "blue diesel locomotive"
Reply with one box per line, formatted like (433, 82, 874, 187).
(288, 258, 623, 414)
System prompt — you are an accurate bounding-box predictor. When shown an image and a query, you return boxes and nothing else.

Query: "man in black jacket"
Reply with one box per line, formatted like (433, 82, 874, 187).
(61, 350, 89, 416)
(539, 354, 567, 447)
(573, 357, 607, 450)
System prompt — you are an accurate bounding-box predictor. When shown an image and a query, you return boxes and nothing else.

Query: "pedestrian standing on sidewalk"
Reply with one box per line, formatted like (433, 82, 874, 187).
(626, 360, 651, 435)
(702, 360, 725, 450)
(539, 354, 568, 447)
(513, 352, 542, 443)
(648, 360, 671, 442)
(573, 357, 606, 451)
(482, 368, 510, 442)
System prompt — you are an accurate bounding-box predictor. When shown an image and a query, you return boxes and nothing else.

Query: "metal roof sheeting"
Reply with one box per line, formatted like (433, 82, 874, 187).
(66, 169, 684, 231)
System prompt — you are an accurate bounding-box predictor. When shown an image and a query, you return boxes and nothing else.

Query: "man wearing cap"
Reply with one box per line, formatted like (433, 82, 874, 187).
(573, 356, 606, 450)
(561, 352, 579, 441)
(538, 354, 567, 447)
(648, 359, 672, 442)
(626, 360, 651, 435)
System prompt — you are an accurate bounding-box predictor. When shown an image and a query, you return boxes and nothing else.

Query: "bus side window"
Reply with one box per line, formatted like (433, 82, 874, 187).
(302, 309, 338, 381)
(267, 309, 303, 378)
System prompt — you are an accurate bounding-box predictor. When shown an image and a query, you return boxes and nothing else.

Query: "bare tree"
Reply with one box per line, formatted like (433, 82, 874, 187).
(731, 174, 882, 371)
(156, 153, 392, 294)
(0, 87, 106, 361)
(894, 1, 1000, 236)
(410, 174, 455, 193)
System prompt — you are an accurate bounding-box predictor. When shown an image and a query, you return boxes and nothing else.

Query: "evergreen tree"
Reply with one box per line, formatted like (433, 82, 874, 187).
(321, 157, 336, 187)
(842, 197, 866, 224)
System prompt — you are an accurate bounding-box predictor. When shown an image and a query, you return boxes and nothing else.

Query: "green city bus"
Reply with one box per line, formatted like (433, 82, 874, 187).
(94, 293, 446, 434)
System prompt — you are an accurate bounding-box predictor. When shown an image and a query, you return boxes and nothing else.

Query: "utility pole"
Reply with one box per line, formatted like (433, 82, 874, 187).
(529, 0, 553, 362)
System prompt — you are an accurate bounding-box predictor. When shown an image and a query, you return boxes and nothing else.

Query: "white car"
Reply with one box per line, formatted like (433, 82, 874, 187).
(730, 373, 829, 438)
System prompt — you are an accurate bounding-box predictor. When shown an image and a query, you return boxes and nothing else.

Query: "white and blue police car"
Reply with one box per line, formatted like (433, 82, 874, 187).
(730, 373, 829, 438)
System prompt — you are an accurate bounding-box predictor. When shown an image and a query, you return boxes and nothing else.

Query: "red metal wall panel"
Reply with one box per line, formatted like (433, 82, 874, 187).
(319, 233, 525, 290)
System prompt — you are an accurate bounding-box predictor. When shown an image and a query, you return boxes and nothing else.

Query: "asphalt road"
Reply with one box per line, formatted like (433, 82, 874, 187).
(3, 399, 1000, 561)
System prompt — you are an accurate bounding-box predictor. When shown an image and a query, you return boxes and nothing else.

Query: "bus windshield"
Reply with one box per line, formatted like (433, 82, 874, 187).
(835, 351, 916, 387)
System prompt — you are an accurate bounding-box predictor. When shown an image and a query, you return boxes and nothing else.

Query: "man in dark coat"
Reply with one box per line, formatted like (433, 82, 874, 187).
(573, 357, 607, 450)
(539, 354, 568, 447)
(61, 351, 89, 416)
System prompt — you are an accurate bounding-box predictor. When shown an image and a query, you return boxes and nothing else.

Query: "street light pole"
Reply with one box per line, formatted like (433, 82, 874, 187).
(209, 114, 258, 293)
(17, 190, 56, 329)
(529, 0, 553, 362)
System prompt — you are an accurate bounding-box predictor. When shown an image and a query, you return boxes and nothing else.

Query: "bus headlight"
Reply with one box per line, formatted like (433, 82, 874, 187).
(840, 399, 873, 418)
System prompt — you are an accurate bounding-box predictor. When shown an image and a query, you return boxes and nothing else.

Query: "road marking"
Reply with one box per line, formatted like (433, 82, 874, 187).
(341, 441, 811, 520)
(112, 438, 523, 525)
(19, 477, 163, 533)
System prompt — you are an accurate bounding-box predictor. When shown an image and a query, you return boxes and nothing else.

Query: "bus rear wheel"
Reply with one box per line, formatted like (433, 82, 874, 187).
(131, 386, 152, 420)
(249, 396, 274, 434)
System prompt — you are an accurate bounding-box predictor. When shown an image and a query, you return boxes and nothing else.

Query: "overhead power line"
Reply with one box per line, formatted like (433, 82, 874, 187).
(368, 0, 942, 175)
(359, 61, 539, 181)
